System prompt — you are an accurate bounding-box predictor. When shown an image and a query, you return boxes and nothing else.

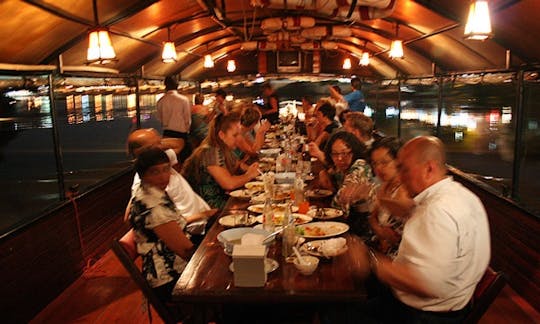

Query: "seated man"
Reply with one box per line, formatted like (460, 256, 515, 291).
(365, 136, 491, 323)
(127, 128, 218, 237)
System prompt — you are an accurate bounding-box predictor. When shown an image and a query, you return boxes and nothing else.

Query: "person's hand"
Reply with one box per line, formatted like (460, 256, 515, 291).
(246, 162, 260, 179)
(259, 119, 271, 133)
(307, 142, 324, 160)
(378, 226, 401, 245)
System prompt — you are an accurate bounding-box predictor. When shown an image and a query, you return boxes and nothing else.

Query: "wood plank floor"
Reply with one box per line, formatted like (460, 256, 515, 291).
(31, 250, 540, 324)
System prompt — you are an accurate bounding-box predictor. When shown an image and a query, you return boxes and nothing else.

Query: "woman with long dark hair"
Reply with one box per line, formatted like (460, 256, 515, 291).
(182, 113, 259, 209)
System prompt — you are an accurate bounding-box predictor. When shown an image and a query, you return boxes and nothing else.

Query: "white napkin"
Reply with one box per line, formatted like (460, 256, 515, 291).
(321, 238, 347, 257)
(241, 233, 265, 246)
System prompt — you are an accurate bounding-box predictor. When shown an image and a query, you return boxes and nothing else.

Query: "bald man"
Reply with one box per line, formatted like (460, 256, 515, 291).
(365, 136, 490, 323)
(127, 128, 217, 235)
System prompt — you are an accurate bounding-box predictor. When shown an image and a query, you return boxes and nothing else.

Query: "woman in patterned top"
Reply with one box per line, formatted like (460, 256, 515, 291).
(318, 131, 376, 238)
(368, 137, 414, 257)
(182, 113, 260, 209)
(129, 147, 195, 302)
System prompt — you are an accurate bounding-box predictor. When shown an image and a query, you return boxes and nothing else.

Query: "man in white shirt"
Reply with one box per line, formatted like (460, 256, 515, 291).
(366, 136, 490, 323)
(127, 129, 217, 239)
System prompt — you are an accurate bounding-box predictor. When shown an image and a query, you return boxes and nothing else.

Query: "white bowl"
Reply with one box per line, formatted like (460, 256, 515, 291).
(293, 255, 319, 275)
(217, 227, 273, 255)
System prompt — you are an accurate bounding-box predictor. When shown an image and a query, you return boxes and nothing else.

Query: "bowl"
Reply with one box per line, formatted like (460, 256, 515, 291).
(293, 255, 319, 275)
(217, 227, 273, 255)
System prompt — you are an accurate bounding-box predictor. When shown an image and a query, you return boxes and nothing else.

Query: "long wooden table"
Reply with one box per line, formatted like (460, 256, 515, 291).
(172, 196, 371, 306)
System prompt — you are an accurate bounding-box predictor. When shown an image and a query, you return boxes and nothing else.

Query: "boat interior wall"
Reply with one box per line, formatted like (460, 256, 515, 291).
(451, 168, 540, 313)
(0, 0, 539, 80)
(0, 170, 132, 323)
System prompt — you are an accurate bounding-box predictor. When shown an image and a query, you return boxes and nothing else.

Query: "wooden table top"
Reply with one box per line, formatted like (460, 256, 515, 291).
(172, 196, 371, 304)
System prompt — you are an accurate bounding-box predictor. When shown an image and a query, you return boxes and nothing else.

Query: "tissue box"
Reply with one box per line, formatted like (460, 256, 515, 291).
(232, 245, 266, 287)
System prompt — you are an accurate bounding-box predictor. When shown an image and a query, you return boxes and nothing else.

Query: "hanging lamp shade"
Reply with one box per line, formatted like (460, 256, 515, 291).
(162, 42, 178, 63)
(360, 52, 370, 66)
(227, 60, 236, 72)
(342, 58, 352, 70)
(203, 54, 214, 68)
(464, 0, 492, 40)
(389, 40, 404, 59)
(87, 28, 116, 64)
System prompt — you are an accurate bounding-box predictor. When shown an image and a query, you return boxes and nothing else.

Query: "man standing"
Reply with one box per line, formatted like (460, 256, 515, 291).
(344, 77, 366, 112)
(156, 76, 191, 141)
(367, 136, 491, 323)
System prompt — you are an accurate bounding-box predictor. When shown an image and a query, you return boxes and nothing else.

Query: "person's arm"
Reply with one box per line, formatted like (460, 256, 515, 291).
(153, 221, 195, 260)
(253, 120, 271, 152)
(314, 131, 330, 148)
(329, 86, 345, 102)
(378, 186, 414, 219)
(207, 162, 259, 191)
(184, 208, 219, 223)
(307, 142, 326, 164)
(317, 169, 335, 191)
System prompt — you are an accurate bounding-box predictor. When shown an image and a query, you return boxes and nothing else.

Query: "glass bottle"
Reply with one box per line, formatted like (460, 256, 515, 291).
(263, 197, 275, 233)
(281, 202, 295, 258)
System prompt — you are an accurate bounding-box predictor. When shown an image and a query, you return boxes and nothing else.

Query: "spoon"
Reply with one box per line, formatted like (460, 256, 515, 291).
(293, 246, 307, 265)
(262, 227, 283, 245)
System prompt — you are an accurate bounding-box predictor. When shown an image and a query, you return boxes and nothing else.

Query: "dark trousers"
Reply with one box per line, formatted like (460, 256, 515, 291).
(162, 130, 192, 161)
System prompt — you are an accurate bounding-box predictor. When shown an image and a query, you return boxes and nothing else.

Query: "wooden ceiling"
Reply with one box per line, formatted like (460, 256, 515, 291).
(0, 0, 538, 80)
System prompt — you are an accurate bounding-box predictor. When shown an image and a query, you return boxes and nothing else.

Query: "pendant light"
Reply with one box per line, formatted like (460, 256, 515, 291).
(203, 54, 214, 68)
(464, 0, 493, 40)
(87, 0, 116, 64)
(227, 60, 236, 72)
(389, 24, 404, 59)
(342, 58, 352, 70)
(360, 52, 370, 66)
(161, 27, 177, 63)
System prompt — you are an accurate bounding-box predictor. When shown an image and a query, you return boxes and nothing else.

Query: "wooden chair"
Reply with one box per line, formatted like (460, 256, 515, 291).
(112, 229, 178, 324)
(463, 267, 506, 323)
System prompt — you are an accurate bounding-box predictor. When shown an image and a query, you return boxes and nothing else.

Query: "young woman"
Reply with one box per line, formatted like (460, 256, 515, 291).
(368, 137, 414, 256)
(129, 147, 195, 302)
(318, 131, 375, 238)
(235, 104, 271, 158)
(182, 113, 259, 209)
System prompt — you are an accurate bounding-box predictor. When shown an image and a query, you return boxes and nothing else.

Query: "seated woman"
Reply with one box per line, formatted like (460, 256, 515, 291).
(129, 147, 195, 302)
(235, 105, 271, 159)
(318, 131, 375, 238)
(190, 93, 210, 148)
(368, 137, 414, 257)
(182, 113, 260, 209)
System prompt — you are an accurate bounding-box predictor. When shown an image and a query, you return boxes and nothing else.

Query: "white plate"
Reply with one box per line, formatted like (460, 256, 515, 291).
(300, 239, 348, 257)
(244, 181, 265, 192)
(307, 207, 344, 220)
(247, 204, 299, 214)
(259, 148, 281, 155)
(218, 214, 258, 227)
(305, 189, 333, 198)
(255, 213, 312, 226)
(229, 258, 279, 273)
(296, 221, 349, 239)
(229, 189, 251, 199)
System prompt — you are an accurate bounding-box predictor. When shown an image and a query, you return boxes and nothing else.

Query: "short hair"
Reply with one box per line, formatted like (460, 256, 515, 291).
(331, 85, 342, 94)
(164, 76, 178, 91)
(370, 137, 402, 160)
(351, 77, 361, 90)
(324, 131, 367, 168)
(262, 83, 273, 90)
(345, 112, 373, 136)
(241, 105, 262, 127)
(317, 101, 336, 120)
(338, 109, 351, 124)
(135, 147, 169, 177)
(215, 89, 226, 98)
(194, 93, 204, 105)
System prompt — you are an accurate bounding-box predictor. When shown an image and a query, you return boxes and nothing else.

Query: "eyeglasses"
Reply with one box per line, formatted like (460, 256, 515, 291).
(331, 150, 352, 159)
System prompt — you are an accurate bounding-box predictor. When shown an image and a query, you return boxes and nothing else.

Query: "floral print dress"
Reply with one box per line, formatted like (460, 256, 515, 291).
(130, 185, 188, 288)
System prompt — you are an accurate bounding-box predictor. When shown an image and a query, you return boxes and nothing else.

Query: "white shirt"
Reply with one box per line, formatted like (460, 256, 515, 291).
(393, 177, 490, 311)
(156, 90, 191, 133)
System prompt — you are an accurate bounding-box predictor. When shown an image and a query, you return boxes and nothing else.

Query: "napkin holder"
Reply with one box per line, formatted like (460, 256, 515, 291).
(232, 244, 266, 287)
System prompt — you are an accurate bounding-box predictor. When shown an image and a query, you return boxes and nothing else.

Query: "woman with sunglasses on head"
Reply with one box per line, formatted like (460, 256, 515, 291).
(129, 147, 195, 303)
(318, 131, 376, 238)
(182, 113, 260, 209)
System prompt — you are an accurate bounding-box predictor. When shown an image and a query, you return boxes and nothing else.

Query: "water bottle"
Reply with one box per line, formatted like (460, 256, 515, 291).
(263, 198, 275, 233)
(281, 202, 295, 258)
